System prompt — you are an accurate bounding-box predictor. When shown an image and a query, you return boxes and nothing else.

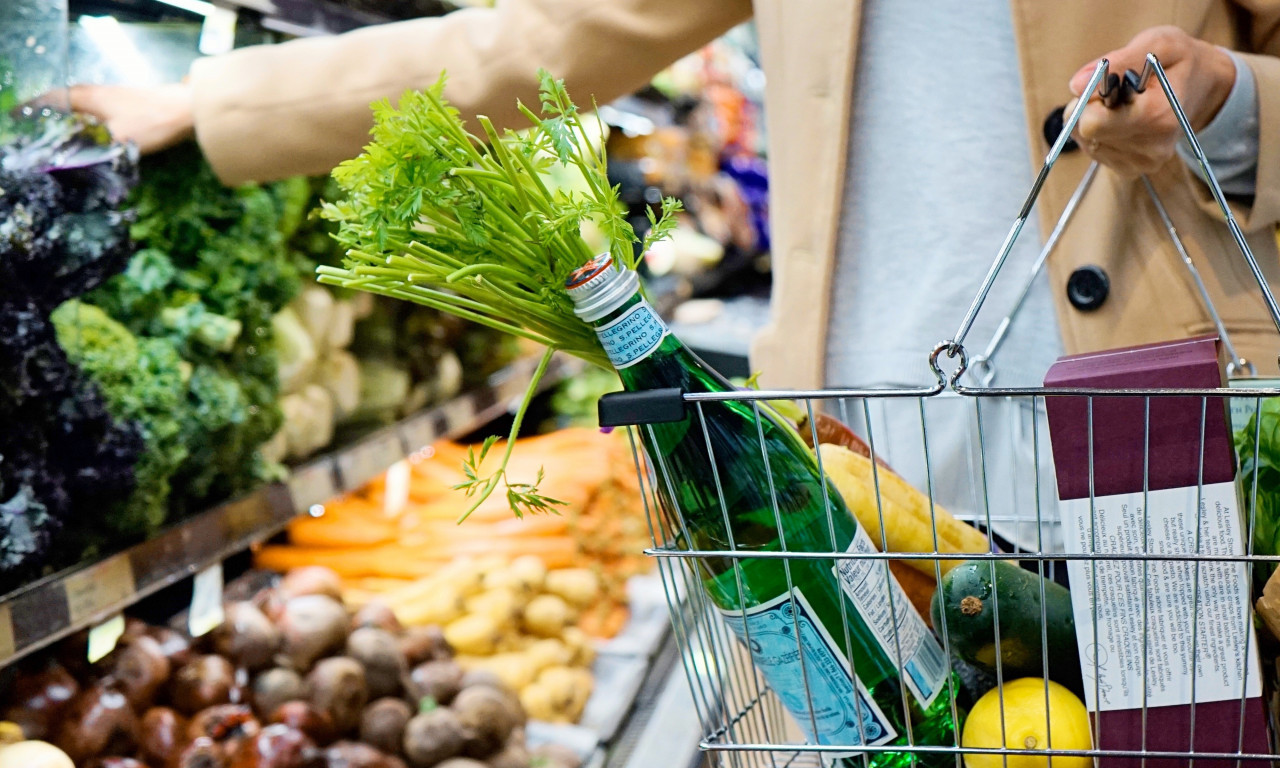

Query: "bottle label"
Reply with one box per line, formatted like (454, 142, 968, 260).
(719, 589, 897, 754)
(833, 525, 948, 709)
(595, 299, 668, 369)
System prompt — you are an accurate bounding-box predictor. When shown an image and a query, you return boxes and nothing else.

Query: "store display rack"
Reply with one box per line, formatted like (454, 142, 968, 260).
(0, 351, 583, 669)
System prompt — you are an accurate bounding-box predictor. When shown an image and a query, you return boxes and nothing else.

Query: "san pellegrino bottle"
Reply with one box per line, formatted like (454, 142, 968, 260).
(566, 255, 960, 767)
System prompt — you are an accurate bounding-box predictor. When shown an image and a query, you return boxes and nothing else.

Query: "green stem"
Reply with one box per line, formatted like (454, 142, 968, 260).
(457, 346, 557, 523)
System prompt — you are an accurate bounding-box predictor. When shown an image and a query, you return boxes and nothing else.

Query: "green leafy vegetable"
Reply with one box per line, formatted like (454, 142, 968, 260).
(86, 144, 306, 510)
(1235, 397, 1280, 589)
(319, 70, 680, 519)
(52, 301, 189, 539)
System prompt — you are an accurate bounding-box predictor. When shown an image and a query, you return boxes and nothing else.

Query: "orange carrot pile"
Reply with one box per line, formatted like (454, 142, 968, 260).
(255, 428, 652, 638)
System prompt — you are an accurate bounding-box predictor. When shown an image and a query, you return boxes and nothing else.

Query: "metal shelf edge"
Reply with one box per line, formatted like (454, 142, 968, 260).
(0, 351, 580, 668)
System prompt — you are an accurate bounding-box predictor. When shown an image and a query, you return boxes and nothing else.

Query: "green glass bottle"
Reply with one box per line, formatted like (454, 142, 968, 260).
(567, 255, 960, 767)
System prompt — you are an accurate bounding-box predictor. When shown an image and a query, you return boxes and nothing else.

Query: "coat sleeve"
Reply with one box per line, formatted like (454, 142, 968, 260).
(188, 0, 753, 185)
(1196, 1, 1280, 230)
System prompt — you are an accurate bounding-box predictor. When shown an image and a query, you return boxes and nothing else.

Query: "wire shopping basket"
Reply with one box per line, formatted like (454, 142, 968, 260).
(598, 55, 1280, 768)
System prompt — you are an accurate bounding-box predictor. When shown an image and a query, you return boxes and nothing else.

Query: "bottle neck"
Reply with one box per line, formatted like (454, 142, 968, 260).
(586, 290, 671, 371)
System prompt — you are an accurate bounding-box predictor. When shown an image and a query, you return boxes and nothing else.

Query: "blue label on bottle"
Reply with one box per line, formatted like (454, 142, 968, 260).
(720, 590, 897, 754)
(596, 300, 668, 369)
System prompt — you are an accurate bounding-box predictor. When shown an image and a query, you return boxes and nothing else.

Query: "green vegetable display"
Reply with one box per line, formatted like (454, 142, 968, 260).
(85, 144, 309, 511)
(319, 70, 680, 517)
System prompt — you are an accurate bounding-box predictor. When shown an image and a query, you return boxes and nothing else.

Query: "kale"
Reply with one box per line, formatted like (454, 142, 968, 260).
(0, 116, 144, 590)
(52, 301, 189, 540)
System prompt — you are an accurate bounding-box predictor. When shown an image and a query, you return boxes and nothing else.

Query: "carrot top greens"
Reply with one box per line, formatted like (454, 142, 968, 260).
(318, 70, 680, 520)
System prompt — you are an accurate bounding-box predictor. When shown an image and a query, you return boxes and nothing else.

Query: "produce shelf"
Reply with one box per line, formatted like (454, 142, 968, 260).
(0, 351, 582, 668)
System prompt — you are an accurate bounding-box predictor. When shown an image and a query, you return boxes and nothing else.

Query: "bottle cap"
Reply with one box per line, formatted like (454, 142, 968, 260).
(564, 253, 639, 322)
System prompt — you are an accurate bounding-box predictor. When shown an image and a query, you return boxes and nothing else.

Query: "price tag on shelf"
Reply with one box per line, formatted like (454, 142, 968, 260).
(86, 614, 125, 663)
(189, 563, 225, 638)
(288, 460, 339, 513)
(383, 460, 411, 515)
(338, 432, 404, 490)
(0, 604, 14, 662)
(64, 555, 135, 626)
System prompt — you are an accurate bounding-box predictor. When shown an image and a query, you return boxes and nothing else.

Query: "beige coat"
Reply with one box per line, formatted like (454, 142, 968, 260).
(191, 0, 1280, 386)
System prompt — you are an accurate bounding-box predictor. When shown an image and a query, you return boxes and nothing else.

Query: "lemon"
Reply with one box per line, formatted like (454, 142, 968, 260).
(961, 678, 1093, 768)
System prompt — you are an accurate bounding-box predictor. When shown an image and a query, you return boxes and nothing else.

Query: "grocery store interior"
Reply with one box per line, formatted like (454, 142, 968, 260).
(6, 1, 1280, 767)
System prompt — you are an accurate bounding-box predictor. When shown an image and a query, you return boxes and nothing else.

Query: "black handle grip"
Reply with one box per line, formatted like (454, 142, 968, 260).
(598, 388, 687, 427)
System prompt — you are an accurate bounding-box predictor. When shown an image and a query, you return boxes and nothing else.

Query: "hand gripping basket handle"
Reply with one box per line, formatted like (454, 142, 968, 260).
(935, 54, 1280, 390)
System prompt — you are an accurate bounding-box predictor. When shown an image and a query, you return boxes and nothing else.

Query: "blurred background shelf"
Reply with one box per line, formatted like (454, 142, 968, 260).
(0, 351, 580, 668)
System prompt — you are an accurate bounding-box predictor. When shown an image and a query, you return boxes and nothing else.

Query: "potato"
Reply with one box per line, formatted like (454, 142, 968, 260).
(434, 561, 487, 598)
(463, 654, 538, 693)
(543, 569, 599, 608)
(464, 589, 522, 626)
(559, 628, 594, 668)
(508, 555, 547, 593)
(394, 587, 464, 628)
(521, 595, 571, 639)
(518, 683, 558, 722)
(537, 667, 592, 722)
(443, 614, 502, 656)
(524, 639, 571, 672)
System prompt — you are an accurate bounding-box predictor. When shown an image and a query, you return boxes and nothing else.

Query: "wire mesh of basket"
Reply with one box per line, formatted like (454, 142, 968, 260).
(598, 55, 1280, 768)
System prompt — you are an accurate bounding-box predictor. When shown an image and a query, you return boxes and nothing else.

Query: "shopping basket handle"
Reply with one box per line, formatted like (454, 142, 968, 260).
(598, 388, 687, 428)
(943, 54, 1280, 391)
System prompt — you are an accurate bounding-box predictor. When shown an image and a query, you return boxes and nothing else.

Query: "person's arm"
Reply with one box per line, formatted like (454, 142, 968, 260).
(1174, 50, 1259, 197)
(70, 0, 751, 185)
(1209, 0, 1280, 229)
(1066, 10, 1280, 230)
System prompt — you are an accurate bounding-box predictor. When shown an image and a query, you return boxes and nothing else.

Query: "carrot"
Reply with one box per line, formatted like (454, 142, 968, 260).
(578, 603, 629, 639)
(287, 515, 398, 547)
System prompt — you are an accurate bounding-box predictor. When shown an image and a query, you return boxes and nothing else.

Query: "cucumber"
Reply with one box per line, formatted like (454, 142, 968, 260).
(930, 559, 1083, 697)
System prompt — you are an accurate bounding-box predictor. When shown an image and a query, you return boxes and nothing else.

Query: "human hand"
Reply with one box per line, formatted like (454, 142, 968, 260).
(1066, 26, 1236, 177)
(28, 82, 195, 155)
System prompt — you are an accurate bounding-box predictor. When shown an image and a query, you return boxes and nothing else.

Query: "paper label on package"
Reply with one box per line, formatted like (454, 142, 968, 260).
(1061, 481, 1262, 712)
(833, 524, 947, 708)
